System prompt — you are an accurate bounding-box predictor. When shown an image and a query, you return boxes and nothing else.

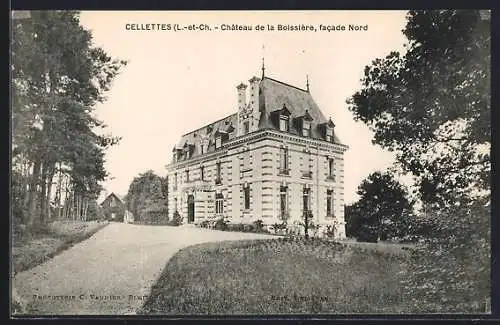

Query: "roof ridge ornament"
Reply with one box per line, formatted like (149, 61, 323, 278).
(262, 44, 266, 79)
(306, 74, 310, 92)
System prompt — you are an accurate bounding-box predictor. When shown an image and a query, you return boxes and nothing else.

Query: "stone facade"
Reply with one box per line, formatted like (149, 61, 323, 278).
(166, 71, 348, 239)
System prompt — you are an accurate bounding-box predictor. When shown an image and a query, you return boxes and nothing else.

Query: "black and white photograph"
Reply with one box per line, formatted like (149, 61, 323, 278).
(10, 10, 491, 316)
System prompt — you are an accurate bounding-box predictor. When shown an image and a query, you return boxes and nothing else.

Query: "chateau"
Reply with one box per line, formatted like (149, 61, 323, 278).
(166, 65, 348, 239)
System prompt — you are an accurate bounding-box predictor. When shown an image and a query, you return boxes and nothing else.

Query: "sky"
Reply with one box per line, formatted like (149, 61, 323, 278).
(78, 10, 410, 204)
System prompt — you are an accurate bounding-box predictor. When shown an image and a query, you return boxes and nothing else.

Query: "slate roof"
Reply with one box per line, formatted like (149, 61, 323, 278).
(258, 77, 341, 143)
(175, 114, 238, 155)
(173, 75, 341, 161)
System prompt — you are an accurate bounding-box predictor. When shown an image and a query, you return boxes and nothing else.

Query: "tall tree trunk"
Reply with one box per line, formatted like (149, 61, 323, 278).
(56, 163, 63, 219)
(27, 159, 42, 228)
(77, 195, 81, 220)
(70, 190, 75, 220)
(63, 179, 70, 219)
(21, 159, 31, 224)
(45, 168, 55, 222)
(83, 198, 88, 221)
(39, 162, 47, 224)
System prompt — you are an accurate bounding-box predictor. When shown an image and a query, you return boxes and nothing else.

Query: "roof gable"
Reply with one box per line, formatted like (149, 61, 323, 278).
(300, 109, 314, 121)
(101, 192, 125, 206)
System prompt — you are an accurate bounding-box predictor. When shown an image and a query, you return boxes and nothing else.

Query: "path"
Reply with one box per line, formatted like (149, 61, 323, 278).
(12, 223, 277, 315)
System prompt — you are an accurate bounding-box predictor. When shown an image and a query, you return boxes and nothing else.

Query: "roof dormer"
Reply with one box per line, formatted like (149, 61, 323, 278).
(271, 104, 292, 132)
(319, 118, 335, 143)
(214, 129, 229, 149)
(296, 109, 314, 137)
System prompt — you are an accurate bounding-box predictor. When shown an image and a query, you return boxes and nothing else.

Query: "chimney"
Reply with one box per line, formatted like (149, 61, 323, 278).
(236, 83, 247, 110)
(247, 76, 261, 132)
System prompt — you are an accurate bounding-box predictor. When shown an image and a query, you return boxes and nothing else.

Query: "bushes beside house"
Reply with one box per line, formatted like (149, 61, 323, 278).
(199, 217, 271, 234)
(167, 211, 183, 226)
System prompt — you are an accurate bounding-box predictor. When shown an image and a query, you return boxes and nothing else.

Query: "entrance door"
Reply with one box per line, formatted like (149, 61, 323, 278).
(187, 194, 195, 223)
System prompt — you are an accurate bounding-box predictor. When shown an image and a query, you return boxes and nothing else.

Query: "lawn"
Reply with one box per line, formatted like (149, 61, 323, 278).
(139, 238, 411, 315)
(12, 220, 109, 275)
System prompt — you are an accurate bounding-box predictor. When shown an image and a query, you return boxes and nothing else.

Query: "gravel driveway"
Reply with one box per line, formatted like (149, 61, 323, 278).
(12, 223, 277, 315)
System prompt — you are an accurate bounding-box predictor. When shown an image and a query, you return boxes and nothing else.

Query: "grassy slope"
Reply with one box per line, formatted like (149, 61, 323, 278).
(140, 239, 410, 314)
(12, 220, 109, 275)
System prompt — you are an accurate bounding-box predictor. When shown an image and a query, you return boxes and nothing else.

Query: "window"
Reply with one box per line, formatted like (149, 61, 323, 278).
(242, 149, 251, 171)
(200, 166, 205, 181)
(244, 185, 251, 210)
(303, 188, 310, 212)
(215, 136, 222, 149)
(280, 186, 287, 217)
(185, 169, 190, 182)
(326, 128, 333, 142)
(173, 173, 178, 190)
(174, 198, 178, 212)
(328, 158, 335, 179)
(215, 193, 224, 214)
(279, 147, 288, 174)
(303, 151, 312, 178)
(110, 198, 116, 208)
(327, 189, 333, 216)
(215, 162, 222, 184)
(303, 121, 311, 137)
(279, 116, 289, 132)
(244, 121, 249, 134)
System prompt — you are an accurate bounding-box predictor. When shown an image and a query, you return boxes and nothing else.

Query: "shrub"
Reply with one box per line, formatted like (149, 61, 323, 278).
(324, 225, 336, 238)
(252, 219, 265, 232)
(401, 199, 490, 313)
(214, 217, 228, 231)
(272, 222, 287, 235)
(199, 220, 210, 228)
(167, 211, 183, 226)
(226, 223, 241, 232)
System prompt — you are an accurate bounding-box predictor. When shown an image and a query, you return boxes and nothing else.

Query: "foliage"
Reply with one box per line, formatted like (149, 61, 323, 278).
(227, 223, 245, 232)
(199, 220, 210, 228)
(299, 210, 315, 239)
(347, 10, 491, 312)
(323, 225, 336, 239)
(11, 11, 126, 228)
(126, 170, 168, 224)
(252, 219, 265, 232)
(401, 199, 490, 312)
(345, 171, 416, 242)
(213, 218, 228, 231)
(272, 222, 288, 235)
(347, 10, 490, 207)
(224, 220, 271, 234)
(85, 199, 105, 221)
(167, 210, 183, 226)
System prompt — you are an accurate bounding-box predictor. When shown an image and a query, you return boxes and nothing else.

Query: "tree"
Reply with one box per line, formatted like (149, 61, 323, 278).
(347, 10, 490, 207)
(347, 10, 490, 311)
(12, 11, 126, 228)
(299, 210, 316, 239)
(345, 171, 415, 242)
(125, 171, 168, 224)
